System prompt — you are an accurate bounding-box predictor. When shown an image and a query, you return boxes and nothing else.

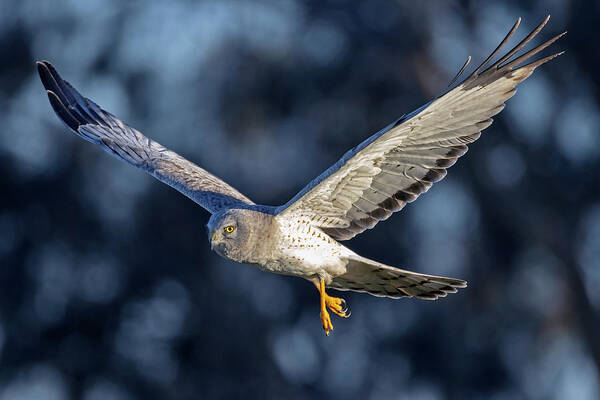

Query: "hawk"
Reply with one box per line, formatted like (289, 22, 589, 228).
(37, 16, 564, 335)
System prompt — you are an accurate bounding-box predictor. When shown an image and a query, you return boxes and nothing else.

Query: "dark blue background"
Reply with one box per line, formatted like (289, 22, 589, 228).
(1, 0, 599, 399)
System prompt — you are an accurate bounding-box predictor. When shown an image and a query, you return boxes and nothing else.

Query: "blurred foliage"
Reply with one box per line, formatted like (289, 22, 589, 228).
(0, 0, 599, 399)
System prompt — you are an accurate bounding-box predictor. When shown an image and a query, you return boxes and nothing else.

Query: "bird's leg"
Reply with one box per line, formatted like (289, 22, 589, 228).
(316, 279, 350, 336)
(319, 280, 333, 335)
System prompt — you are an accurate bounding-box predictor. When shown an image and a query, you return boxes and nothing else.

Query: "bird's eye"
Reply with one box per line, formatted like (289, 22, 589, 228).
(224, 225, 235, 233)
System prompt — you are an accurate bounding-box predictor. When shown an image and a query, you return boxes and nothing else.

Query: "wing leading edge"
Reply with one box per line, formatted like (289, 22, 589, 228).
(37, 61, 254, 214)
(277, 16, 565, 241)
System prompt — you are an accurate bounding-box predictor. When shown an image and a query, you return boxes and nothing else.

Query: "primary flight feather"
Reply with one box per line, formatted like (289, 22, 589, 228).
(37, 16, 564, 335)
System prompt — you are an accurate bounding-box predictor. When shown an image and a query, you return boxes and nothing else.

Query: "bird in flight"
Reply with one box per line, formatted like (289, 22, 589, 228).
(38, 16, 564, 335)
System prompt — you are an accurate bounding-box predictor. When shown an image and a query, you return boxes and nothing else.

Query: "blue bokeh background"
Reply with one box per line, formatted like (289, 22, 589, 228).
(0, 0, 599, 399)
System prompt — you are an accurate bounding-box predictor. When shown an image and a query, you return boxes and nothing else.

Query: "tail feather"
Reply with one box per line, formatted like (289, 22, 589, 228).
(329, 256, 466, 300)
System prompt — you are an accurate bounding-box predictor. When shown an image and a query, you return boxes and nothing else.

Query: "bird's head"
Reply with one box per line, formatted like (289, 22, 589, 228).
(207, 208, 274, 263)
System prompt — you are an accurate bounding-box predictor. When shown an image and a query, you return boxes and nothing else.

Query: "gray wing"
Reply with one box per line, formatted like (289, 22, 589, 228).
(37, 61, 253, 214)
(277, 16, 564, 240)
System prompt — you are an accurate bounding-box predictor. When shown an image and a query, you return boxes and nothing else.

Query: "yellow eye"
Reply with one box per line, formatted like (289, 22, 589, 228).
(224, 225, 235, 233)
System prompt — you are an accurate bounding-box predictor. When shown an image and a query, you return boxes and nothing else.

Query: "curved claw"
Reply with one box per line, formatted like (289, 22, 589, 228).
(340, 299, 351, 318)
(340, 298, 349, 314)
(326, 296, 350, 318)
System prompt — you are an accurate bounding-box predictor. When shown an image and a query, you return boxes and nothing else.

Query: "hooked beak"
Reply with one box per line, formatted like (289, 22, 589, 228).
(210, 232, 227, 257)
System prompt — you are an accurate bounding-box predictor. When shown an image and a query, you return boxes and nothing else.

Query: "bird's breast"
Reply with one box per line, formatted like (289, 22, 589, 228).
(255, 219, 349, 278)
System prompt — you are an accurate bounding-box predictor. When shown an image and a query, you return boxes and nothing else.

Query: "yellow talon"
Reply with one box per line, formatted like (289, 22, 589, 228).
(318, 279, 350, 335)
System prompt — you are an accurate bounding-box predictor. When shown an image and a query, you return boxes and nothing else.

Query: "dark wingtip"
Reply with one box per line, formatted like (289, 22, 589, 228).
(36, 60, 53, 74)
(35, 60, 50, 68)
(36, 60, 60, 94)
(37, 61, 98, 129)
(36, 61, 50, 87)
(448, 56, 471, 88)
(46, 90, 80, 131)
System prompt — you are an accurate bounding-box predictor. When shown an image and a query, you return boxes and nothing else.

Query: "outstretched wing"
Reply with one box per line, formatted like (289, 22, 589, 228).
(37, 61, 253, 214)
(277, 16, 564, 240)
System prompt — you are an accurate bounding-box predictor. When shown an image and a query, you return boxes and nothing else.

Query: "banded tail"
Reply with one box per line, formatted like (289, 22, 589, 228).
(330, 256, 466, 299)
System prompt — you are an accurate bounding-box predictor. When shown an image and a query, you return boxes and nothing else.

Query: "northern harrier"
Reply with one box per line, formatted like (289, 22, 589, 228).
(37, 16, 564, 335)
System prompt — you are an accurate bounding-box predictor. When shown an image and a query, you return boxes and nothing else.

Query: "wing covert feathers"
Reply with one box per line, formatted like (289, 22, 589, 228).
(37, 61, 253, 213)
(277, 16, 565, 241)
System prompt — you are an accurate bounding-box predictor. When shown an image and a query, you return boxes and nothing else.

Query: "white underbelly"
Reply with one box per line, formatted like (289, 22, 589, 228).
(259, 247, 348, 281)
(263, 217, 355, 281)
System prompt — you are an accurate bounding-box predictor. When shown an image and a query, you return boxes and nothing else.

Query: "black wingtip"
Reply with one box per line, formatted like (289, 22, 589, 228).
(36, 60, 46, 75)
(37, 61, 102, 129)
(39, 61, 65, 85)
(46, 90, 80, 131)
(36, 60, 54, 76)
(36, 61, 52, 90)
(448, 56, 471, 88)
(36, 60, 65, 99)
(467, 17, 521, 80)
